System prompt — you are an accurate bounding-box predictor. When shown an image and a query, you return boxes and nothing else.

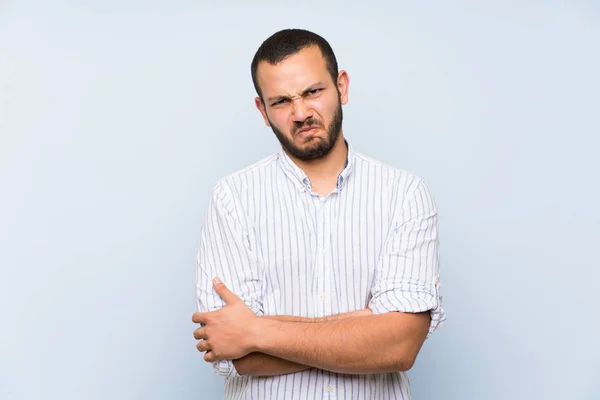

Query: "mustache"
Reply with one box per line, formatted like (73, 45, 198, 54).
(293, 118, 323, 133)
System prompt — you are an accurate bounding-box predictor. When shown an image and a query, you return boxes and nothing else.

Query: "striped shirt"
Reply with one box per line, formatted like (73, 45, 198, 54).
(195, 140, 446, 399)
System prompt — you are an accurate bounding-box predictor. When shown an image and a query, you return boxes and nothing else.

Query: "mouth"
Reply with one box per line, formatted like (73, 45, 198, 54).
(296, 127, 320, 136)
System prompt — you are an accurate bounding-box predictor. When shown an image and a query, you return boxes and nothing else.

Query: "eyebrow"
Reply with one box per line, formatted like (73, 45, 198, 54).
(267, 82, 327, 104)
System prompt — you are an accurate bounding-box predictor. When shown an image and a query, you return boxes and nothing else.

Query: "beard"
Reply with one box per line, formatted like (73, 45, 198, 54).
(268, 100, 343, 161)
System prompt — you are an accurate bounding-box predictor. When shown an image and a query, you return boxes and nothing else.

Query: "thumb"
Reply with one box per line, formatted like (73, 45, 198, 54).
(213, 277, 240, 304)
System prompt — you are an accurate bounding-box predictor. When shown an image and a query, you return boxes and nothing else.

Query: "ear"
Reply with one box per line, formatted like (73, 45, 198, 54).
(337, 70, 350, 105)
(255, 97, 271, 127)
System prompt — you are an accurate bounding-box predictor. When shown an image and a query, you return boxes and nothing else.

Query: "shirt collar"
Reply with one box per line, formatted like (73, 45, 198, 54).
(277, 138, 356, 193)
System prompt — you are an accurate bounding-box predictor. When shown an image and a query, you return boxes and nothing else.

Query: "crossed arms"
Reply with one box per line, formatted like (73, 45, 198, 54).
(232, 308, 375, 376)
(193, 279, 431, 376)
(193, 180, 444, 377)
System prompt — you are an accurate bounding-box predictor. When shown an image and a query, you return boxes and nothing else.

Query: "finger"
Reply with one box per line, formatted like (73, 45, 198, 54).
(204, 350, 215, 363)
(196, 340, 211, 353)
(213, 277, 241, 305)
(193, 327, 207, 340)
(192, 312, 208, 324)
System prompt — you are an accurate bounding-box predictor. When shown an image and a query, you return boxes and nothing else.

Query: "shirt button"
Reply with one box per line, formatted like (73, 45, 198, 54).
(327, 385, 333, 392)
(321, 248, 328, 256)
(319, 294, 325, 301)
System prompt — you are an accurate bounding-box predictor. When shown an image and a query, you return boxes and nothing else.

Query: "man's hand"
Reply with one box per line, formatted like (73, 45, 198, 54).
(192, 277, 260, 362)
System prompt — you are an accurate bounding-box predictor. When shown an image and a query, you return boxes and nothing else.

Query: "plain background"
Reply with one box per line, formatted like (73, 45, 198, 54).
(1, 1, 599, 399)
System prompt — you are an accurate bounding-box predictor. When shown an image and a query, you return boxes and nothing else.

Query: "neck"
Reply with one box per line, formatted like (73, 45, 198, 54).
(287, 132, 348, 189)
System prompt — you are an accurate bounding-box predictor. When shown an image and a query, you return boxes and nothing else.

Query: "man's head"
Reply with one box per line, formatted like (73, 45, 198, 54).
(251, 29, 349, 161)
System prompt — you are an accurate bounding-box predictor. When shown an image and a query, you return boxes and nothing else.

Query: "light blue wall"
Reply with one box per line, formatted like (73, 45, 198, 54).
(1, 1, 598, 399)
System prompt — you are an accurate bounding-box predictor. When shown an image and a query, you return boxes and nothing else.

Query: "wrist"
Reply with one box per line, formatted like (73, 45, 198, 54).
(252, 317, 272, 352)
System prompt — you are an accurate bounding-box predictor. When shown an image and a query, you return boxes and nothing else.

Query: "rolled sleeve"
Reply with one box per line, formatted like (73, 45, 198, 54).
(368, 179, 446, 338)
(212, 360, 241, 378)
(195, 181, 264, 376)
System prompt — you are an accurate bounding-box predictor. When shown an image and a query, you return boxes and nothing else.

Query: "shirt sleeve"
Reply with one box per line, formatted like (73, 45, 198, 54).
(195, 181, 265, 377)
(368, 179, 446, 338)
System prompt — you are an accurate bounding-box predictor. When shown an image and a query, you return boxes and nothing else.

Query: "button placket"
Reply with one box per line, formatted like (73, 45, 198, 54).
(314, 196, 326, 317)
(321, 199, 332, 316)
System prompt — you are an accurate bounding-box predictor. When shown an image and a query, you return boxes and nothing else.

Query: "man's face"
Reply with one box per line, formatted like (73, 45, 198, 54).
(254, 46, 349, 161)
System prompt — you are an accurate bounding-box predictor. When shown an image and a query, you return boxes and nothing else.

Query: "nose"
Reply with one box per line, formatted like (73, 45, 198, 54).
(291, 98, 313, 122)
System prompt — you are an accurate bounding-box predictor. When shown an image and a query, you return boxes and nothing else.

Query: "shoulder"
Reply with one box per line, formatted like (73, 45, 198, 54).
(210, 152, 279, 196)
(353, 151, 427, 198)
(203, 153, 278, 221)
(353, 152, 437, 223)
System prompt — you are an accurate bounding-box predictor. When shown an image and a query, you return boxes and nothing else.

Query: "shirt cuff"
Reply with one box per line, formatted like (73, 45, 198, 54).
(212, 359, 241, 378)
(368, 280, 446, 339)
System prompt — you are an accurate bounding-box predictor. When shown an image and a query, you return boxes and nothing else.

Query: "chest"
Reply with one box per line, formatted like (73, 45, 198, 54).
(253, 183, 393, 316)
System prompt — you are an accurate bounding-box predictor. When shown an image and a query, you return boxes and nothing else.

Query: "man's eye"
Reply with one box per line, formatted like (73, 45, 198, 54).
(308, 89, 322, 96)
(272, 99, 285, 106)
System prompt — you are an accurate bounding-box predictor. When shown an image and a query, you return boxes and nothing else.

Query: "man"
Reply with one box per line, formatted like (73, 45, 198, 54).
(192, 28, 445, 399)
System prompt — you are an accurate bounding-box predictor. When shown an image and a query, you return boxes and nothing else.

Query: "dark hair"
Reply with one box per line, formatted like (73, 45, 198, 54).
(251, 29, 339, 100)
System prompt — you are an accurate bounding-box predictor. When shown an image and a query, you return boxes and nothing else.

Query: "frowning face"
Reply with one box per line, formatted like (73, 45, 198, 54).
(254, 46, 349, 161)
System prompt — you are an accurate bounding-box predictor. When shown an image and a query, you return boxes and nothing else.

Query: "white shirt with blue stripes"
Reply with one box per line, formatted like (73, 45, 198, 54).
(195, 140, 446, 399)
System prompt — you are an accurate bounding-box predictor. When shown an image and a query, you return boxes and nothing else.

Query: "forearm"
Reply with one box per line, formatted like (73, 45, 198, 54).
(234, 309, 371, 376)
(254, 312, 430, 375)
(232, 352, 310, 376)
(264, 308, 372, 323)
